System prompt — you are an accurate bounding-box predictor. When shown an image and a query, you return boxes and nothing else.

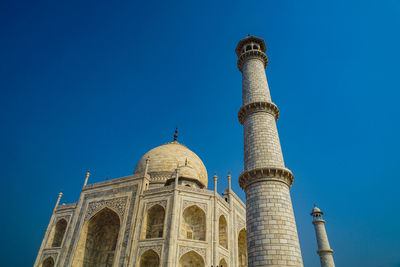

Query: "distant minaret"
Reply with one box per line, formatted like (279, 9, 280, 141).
(236, 35, 303, 266)
(311, 205, 335, 267)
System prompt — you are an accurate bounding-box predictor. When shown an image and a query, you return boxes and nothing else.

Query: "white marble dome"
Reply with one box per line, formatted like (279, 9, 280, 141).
(134, 141, 208, 187)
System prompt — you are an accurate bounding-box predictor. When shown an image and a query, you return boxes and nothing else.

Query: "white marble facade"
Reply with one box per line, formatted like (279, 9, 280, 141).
(34, 141, 247, 267)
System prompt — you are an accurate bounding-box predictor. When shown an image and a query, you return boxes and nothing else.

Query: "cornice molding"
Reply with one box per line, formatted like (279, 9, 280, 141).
(237, 50, 268, 72)
(239, 167, 294, 189)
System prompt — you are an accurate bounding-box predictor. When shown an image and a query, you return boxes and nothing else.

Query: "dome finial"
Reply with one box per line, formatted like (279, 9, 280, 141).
(174, 127, 178, 142)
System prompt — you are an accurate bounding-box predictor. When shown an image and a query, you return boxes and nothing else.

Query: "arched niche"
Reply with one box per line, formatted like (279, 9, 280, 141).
(40, 257, 54, 267)
(46, 219, 68, 248)
(218, 215, 228, 249)
(72, 207, 120, 267)
(219, 258, 228, 267)
(139, 249, 160, 267)
(181, 205, 206, 241)
(141, 204, 165, 239)
(238, 228, 248, 267)
(179, 251, 204, 267)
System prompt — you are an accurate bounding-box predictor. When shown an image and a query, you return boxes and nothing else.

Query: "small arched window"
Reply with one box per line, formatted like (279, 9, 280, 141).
(52, 219, 67, 247)
(238, 229, 248, 267)
(46, 219, 68, 248)
(142, 204, 165, 239)
(219, 215, 228, 249)
(219, 258, 228, 267)
(179, 251, 205, 267)
(41, 257, 54, 267)
(182, 205, 206, 241)
(139, 249, 160, 267)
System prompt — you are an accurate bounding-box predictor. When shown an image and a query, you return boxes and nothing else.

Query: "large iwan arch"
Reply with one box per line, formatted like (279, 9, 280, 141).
(141, 204, 165, 239)
(179, 251, 204, 267)
(72, 207, 121, 267)
(139, 249, 160, 267)
(181, 205, 206, 241)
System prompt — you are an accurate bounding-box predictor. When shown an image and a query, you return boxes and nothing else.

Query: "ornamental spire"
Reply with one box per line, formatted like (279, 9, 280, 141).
(173, 127, 178, 142)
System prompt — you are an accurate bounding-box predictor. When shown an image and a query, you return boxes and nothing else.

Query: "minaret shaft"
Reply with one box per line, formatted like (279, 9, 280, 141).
(244, 112, 284, 170)
(311, 207, 335, 267)
(236, 36, 303, 267)
(242, 58, 271, 105)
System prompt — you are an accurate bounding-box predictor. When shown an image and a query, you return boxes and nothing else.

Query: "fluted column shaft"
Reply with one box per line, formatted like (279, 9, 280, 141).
(237, 37, 303, 267)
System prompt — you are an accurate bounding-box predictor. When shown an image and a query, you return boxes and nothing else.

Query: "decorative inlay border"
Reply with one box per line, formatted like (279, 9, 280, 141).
(179, 185, 209, 194)
(55, 203, 76, 210)
(182, 200, 207, 213)
(179, 245, 206, 259)
(238, 101, 279, 124)
(239, 167, 294, 189)
(237, 50, 268, 72)
(144, 185, 173, 194)
(145, 200, 167, 211)
(138, 245, 162, 257)
(84, 196, 127, 222)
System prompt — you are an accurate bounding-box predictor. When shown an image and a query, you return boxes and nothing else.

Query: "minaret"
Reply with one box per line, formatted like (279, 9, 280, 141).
(236, 36, 303, 266)
(311, 205, 335, 267)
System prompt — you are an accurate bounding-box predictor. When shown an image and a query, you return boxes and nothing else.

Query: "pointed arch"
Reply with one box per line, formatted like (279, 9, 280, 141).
(218, 215, 228, 249)
(40, 257, 54, 267)
(72, 207, 121, 267)
(139, 249, 160, 267)
(179, 250, 204, 267)
(141, 204, 165, 239)
(238, 228, 248, 267)
(46, 219, 68, 248)
(219, 258, 228, 267)
(181, 205, 206, 241)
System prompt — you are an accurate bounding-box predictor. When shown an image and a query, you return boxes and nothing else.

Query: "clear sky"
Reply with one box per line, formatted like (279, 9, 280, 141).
(1, 0, 399, 266)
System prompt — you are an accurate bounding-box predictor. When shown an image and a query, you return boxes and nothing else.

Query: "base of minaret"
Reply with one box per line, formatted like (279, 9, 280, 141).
(245, 180, 303, 266)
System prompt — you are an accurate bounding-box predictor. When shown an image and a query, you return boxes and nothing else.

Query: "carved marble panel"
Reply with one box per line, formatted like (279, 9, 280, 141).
(179, 245, 206, 259)
(138, 245, 162, 257)
(84, 196, 127, 222)
(182, 200, 207, 213)
(145, 200, 167, 211)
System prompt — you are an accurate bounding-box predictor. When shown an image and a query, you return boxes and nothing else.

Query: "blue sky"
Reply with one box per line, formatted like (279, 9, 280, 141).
(1, 0, 400, 266)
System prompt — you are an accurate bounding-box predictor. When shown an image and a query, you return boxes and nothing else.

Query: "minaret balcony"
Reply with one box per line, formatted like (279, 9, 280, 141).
(238, 101, 279, 124)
